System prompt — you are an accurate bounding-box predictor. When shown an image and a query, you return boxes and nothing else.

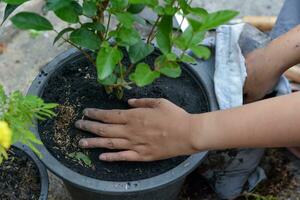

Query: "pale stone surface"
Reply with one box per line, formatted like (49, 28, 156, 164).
(193, 0, 284, 17)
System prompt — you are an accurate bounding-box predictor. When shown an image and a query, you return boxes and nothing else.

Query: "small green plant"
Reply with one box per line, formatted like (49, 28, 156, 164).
(0, 85, 57, 163)
(243, 192, 278, 200)
(1, 0, 238, 98)
(68, 151, 92, 167)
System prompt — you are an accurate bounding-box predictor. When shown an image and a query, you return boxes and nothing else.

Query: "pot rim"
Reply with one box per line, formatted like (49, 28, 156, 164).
(27, 48, 217, 194)
(13, 143, 49, 200)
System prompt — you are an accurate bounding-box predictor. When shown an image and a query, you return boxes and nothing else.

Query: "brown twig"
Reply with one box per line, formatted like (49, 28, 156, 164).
(104, 13, 111, 40)
(124, 63, 134, 78)
(147, 16, 161, 44)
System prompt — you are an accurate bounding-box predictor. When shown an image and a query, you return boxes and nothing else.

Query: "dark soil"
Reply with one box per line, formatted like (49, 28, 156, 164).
(245, 149, 298, 198)
(38, 51, 210, 181)
(0, 147, 41, 200)
(179, 172, 217, 200)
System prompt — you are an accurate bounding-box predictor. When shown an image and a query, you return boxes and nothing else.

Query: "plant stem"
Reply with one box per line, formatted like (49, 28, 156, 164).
(99, 0, 109, 23)
(104, 13, 111, 39)
(179, 30, 195, 59)
(147, 16, 161, 44)
(177, 15, 185, 34)
(124, 63, 134, 78)
(117, 61, 125, 86)
(69, 41, 96, 67)
(54, 30, 96, 67)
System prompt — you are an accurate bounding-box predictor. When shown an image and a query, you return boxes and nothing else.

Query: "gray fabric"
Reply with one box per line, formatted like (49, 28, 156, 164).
(200, 1, 299, 196)
(271, 0, 300, 39)
(201, 149, 265, 199)
(200, 24, 273, 200)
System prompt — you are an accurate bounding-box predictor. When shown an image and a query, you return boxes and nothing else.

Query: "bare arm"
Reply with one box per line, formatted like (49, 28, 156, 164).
(244, 24, 300, 103)
(193, 92, 300, 151)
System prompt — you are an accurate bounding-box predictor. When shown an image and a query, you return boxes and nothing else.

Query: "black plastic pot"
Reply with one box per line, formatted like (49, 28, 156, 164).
(27, 48, 218, 200)
(13, 143, 49, 200)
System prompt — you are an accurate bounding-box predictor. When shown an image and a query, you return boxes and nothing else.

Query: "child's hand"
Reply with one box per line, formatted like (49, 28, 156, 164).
(243, 47, 282, 103)
(75, 99, 199, 162)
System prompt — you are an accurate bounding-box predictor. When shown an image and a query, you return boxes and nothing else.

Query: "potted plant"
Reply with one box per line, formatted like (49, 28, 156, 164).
(0, 85, 56, 200)
(1, 0, 238, 199)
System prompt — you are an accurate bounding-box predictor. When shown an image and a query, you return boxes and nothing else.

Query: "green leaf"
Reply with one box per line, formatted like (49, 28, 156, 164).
(155, 56, 181, 78)
(96, 46, 123, 80)
(129, 0, 157, 7)
(181, 54, 196, 64)
(53, 27, 75, 44)
(174, 27, 193, 50)
(83, 1, 97, 17)
(129, 41, 154, 64)
(174, 27, 205, 50)
(127, 4, 145, 14)
(153, 5, 165, 15)
(159, 64, 181, 78)
(1, 4, 19, 26)
(190, 31, 206, 46)
(164, 5, 177, 16)
(45, 0, 72, 11)
(200, 10, 239, 31)
(129, 63, 160, 87)
(81, 22, 105, 32)
(117, 26, 140, 46)
(110, 0, 129, 11)
(115, 12, 135, 28)
(166, 53, 177, 61)
(186, 14, 203, 31)
(54, 1, 81, 23)
(190, 7, 208, 18)
(70, 28, 101, 50)
(2, 0, 28, 5)
(190, 45, 211, 60)
(156, 15, 172, 54)
(11, 12, 53, 31)
(1, 87, 56, 159)
(68, 152, 92, 167)
(98, 74, 117, 85)
(178, 0, 191, 15)
(133, 15, 146, 25)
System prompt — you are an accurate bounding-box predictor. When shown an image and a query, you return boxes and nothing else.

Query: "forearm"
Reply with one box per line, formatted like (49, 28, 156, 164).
(192, 92, 300, 151)
(262, 24, 300, 73)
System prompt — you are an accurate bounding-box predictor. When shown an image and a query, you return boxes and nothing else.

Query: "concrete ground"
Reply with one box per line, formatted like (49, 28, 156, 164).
(2, 0, 300, 200)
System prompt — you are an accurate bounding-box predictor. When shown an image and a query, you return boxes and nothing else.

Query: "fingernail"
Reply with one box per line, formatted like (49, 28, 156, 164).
(83, 109, 90, 116)
(75, 120, 82, 128)
(128, 99, 136, 104)
(79, 139, 88, 147)
(99, 154, 107, 161)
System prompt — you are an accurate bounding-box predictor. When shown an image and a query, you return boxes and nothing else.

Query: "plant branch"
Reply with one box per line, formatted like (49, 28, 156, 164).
(147, 16, 161, 44)
(148, 0, 178, 43)
(124, 63, 134, 78)
(54, 30, 96, 67)
(67, 40, 96, 67)
(104, 13, 111, 39)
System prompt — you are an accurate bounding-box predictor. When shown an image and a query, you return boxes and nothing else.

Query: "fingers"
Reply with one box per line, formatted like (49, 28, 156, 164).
(75, 120, 126, 138)
(99, 150, 141, 162)
(83, 108, 127, 124)
(79, 138, 130, 149)
(128, 98, 165, 108)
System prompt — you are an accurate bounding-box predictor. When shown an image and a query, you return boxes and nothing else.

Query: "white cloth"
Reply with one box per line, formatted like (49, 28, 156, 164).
(215, 24, 291, 110)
